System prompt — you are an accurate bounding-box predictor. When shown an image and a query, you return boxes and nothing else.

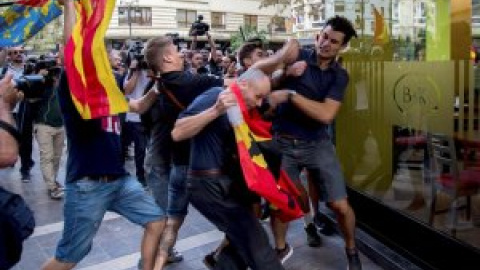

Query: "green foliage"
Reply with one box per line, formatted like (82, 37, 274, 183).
(230, 25, 268, 52)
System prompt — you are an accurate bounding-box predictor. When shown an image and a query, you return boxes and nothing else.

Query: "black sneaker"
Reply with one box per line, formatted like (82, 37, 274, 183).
(275, 243, 293, 264)
(203, 251, 216, 270)
(21, 173, 31, 183)
(346, 249, 362, 270)
(305, 223, 322, 247)
(48, 188, 64, 200)
(314, 214, 337, 236)
(167, 247, 183, 263)
(260, 202, 271, 222)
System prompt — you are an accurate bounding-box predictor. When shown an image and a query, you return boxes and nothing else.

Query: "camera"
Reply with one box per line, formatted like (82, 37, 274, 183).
(189, 15, 209, 36)
(0, 56, 61, 100)
(127, 40, 148, 70)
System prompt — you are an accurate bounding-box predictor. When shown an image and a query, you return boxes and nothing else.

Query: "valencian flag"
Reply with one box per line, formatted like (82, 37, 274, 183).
(373, 6, 389, 46)
(228, 83, 304, 222)
(64, 0, 128, 119)
(0, 0, 62, 46)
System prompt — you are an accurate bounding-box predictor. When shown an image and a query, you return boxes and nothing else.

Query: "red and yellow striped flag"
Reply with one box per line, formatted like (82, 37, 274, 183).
(64, 0, 128, 119)
(229, 83, 304, 222)
(373, 6, 390, 46)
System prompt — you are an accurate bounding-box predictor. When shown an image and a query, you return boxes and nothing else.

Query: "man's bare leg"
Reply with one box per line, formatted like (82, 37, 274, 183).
(329, 199, 356, 249)
(41, 259, 75, 270)
(155, 217, 185, 264)
(142, 219, 166, 270)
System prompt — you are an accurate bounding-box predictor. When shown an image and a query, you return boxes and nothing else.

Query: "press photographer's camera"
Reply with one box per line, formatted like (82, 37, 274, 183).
(189, 15, 209, 36)
(1, 57, 61, 100)
(127, 40, 148, 70)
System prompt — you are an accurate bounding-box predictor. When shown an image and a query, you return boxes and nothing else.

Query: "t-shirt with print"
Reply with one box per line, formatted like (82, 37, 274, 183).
(178, 87, 235, 171)
(57, 72, 127, 183)
(272, 48, 349, 140)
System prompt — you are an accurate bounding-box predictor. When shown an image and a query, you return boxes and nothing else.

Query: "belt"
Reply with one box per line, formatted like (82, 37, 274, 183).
(187, 169, 223, 178)
(277, 134, 319, 144)
(87, 175, 121, 182)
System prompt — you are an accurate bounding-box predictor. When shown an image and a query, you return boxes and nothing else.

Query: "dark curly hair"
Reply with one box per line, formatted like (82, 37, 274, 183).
(325, 15, 358, 45)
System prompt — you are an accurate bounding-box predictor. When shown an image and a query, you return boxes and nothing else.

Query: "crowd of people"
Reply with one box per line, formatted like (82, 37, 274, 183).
(0, 1, 362, 269)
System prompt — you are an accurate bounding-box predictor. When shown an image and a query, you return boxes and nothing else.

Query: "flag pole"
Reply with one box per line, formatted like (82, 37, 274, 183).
(0, 1, 16, 7)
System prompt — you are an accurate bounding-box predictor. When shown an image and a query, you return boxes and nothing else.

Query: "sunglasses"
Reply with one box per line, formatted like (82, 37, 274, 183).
(9, 50, 24, 55)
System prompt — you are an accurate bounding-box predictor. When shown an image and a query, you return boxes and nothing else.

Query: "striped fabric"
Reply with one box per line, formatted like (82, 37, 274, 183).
(64, 0, 128, 119)
(228, 83, 303, 222)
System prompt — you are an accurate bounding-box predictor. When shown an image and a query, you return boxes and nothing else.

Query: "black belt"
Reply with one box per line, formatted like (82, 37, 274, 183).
(187, 169, 223, 178)
(87, 175, 122, 182)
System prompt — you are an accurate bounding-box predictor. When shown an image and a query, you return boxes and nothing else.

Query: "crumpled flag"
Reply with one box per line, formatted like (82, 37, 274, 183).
(64, 0, 128, 119)
(227, 82, 304, 222)
(0, 0, 62, 46)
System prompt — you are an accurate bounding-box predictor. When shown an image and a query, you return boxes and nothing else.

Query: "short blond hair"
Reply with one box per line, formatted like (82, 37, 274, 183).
(144, 36, 173, 73)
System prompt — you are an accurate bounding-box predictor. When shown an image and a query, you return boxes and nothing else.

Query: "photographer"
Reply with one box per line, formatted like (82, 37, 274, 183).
(32, 55, 65, 200)
(122, 42, 153, 187)
(5, 46, 36, 182)
(206, 34, 223, 78)
(0, 73, 19, 168)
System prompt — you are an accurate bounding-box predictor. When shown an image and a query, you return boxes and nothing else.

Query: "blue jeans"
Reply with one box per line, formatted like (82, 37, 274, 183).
(187, 175, 284, 270)
(55, 175, 164, 263)
(276, 137, 347, 202)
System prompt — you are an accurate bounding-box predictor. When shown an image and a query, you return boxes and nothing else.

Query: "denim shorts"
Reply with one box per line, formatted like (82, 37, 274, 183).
(167, 165, 189, 217)
(55, 175, 165, 263)
(146, 163, 171, 210)
(275, 136, 347, 202)
(146, 164, 189, 217)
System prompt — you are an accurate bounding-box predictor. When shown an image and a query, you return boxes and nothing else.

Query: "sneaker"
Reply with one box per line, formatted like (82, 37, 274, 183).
(346, 249, 362, 270)
(21, 173, 31, 183)
(203, 251, 216, 270)
(314, 214, 337, 236)
(260, 202, 271, 222)
(275, 243, 293, 264)
(305, 223, 322, 247)
(167, 247, 183, 263)
(49, 188, 64, 200)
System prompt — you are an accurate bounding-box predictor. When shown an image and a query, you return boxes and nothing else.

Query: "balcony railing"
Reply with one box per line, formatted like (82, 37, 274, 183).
(473, 16, 480, 26)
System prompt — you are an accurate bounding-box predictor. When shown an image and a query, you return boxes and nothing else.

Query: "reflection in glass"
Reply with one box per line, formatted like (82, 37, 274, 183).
(315, 0, 480, 251)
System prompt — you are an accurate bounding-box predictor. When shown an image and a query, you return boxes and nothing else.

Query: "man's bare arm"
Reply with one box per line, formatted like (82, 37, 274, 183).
(63, 0, 75, 45)
(0, 74, 19, 167)
(171, 90, 236, 141)
(269, 90, 341, 124)
(128, 87, 159, 114)
(251, 39, 300, 76)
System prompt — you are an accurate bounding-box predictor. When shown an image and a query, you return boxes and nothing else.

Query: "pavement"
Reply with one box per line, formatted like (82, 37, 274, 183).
(0, 142, 385, 270)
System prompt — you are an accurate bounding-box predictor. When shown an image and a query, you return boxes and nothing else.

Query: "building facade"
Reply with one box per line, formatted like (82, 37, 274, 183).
(106, 0, 291, 49)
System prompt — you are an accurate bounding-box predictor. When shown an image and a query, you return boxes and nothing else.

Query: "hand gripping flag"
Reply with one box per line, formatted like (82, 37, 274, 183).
(227, 82, 304, 222)
(0, 0, 62, 46)
(64, 0, 128, 119)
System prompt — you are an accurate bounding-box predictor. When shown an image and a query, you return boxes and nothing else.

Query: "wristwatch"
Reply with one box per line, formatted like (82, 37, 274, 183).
(287, 90, 297, 102)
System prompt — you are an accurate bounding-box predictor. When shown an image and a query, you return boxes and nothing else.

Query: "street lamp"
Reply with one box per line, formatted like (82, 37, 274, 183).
(119, 0, 139, 39)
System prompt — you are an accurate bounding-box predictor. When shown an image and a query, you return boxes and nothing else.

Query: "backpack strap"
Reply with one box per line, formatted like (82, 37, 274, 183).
(156, 78, 186, 110)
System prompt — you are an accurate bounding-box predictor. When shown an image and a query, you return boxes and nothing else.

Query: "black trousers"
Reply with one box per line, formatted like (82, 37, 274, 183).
(187, 175, 284, 270)
(122, 121, 147, 184)
(15, 101, 35, 175)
